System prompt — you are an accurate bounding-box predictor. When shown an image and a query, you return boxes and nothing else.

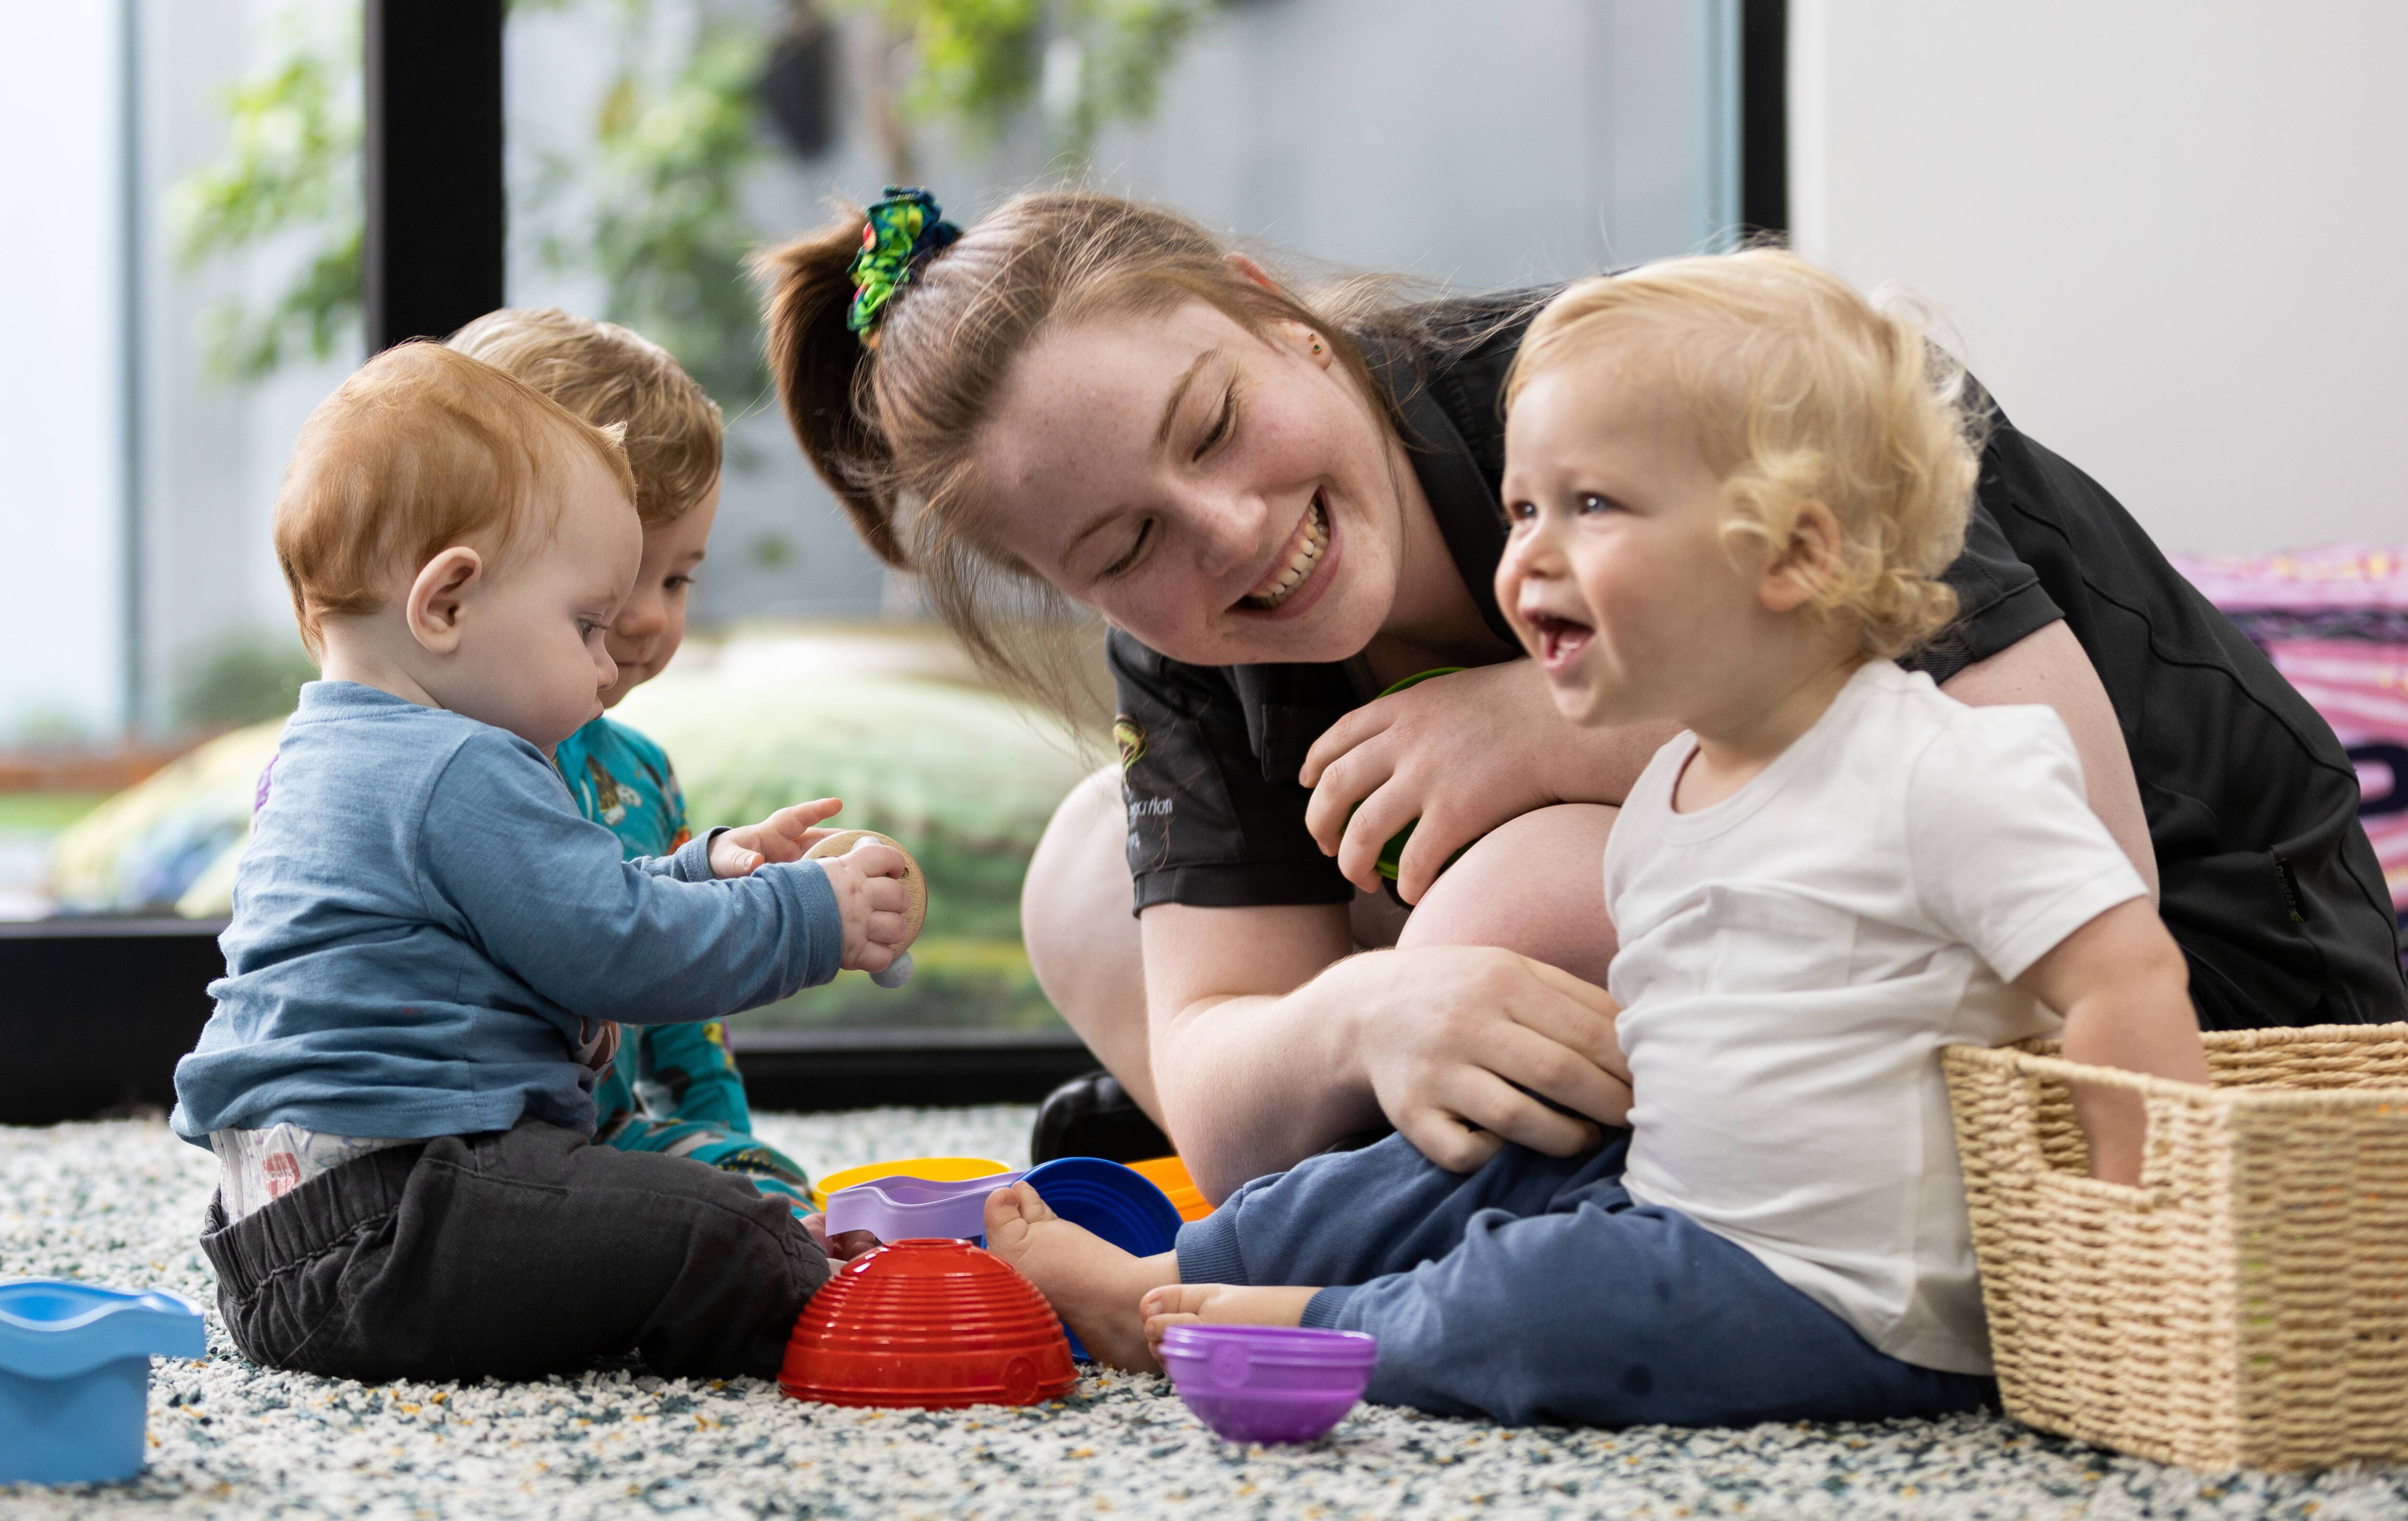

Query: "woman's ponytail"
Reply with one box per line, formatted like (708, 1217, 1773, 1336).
(753, 209, 910, 566)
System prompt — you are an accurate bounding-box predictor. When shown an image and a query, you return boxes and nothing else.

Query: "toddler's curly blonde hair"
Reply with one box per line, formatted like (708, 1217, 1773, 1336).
(1508, 249, 1985, 659)
(448, 307, 722, 528)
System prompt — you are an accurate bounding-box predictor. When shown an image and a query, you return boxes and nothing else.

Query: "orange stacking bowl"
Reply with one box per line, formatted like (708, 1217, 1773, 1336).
(1127, 1156, 1214, 1222)
(779, 1239, 1077, 1409)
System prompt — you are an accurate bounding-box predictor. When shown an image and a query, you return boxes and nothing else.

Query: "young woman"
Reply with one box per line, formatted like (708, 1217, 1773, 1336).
(757, 188, 2403, 1202)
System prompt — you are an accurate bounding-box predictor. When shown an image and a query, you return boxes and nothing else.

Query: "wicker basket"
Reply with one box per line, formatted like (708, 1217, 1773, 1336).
(1942, 1024, 2408, 1472)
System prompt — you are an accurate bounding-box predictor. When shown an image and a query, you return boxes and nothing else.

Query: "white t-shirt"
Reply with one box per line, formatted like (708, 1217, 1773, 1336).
(1604, 659, 2148, 1375)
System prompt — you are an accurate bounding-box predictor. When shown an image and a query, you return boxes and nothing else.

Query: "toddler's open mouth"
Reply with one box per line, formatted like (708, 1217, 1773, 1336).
(1527, 611, 1594, 672)
(1239, 494, 1330, 611)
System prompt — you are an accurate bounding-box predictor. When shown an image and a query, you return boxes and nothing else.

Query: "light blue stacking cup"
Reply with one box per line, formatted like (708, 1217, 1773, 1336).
(0, 1280, 206, 1485)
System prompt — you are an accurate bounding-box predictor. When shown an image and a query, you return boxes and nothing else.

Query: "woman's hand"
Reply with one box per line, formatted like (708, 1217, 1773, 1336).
(1144, 901, 1635, 1198)
(1300, 662, 1671, 903)
(1347, 946, 1629, 1172)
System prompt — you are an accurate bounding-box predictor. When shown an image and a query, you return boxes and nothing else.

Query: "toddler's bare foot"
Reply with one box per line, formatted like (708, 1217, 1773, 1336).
(982, 1182, 1176, 1371)
(1140, 1283, 1321, 1360)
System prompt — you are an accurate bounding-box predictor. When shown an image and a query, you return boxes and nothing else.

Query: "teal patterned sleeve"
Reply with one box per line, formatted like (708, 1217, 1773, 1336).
(630, 1020, 755, 1133)
(631, 745, 755, 1130)
(565, 718, 757, 1136)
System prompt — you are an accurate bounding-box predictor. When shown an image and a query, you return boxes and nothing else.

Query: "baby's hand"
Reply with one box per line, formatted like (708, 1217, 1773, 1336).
(710, 798, 846, 879)
(815, 841, 916, 975)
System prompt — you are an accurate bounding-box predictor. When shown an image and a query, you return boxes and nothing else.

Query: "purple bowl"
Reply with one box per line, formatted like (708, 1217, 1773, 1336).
(1158, 1324, 1377, 1444)
(822, 1172, 1026, 1243)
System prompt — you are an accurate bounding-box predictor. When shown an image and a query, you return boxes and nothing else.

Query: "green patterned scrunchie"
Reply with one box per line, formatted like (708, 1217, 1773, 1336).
(846, 186, 962, 349)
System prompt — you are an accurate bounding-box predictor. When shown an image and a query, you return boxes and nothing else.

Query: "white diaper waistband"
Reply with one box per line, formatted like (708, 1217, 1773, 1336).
(210, 1124, 411, 1224)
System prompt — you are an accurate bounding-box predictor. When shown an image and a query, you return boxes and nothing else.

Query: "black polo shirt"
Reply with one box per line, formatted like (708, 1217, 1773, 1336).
(1109, 295, 2406, 1032)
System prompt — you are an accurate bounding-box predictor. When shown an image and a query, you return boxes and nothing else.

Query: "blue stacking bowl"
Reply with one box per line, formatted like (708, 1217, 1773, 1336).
(1019, 1157, 1185, 1362)
(0, 1280, 206, 1485)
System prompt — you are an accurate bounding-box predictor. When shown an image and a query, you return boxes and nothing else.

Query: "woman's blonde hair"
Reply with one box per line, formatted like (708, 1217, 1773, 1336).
(1508, 249, 1985, 659)
(447, 307, 723, 528)
(754, 190, 1423, 719)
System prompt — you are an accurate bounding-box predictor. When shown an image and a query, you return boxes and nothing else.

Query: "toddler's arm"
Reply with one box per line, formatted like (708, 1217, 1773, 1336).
(706, 797, 841, 878)
(694, 800, 915, 977)
(423, 736, 895, 1022)
(635, 796, 917, 977)
(2012, 897, 2211, 1185)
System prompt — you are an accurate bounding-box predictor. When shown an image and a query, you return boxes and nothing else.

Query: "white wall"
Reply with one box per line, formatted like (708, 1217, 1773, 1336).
(0, 3, 127, 740)
(1788, 0, 2408, 556)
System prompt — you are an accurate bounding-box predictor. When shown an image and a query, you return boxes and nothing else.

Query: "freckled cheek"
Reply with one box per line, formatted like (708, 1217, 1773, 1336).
(1088, 579, 1182, 647)
(1250, 407, 1337, 490)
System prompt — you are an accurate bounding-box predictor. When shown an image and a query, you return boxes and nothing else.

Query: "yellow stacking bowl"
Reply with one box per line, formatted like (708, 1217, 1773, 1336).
(807, 1156, 1014, 1213)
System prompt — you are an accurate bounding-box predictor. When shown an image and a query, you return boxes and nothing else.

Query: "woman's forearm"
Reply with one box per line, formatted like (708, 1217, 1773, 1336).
(1137, 899, 1632, 1200)
(1149, 981, 1388, 1203)
(1138, 902, 1375, 1202)
(1510, 658, 1679, 807)
(1550, 715, 1683, 806)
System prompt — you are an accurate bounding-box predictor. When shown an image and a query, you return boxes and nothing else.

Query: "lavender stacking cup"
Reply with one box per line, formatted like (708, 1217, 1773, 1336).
(822, 1172, 1026, 1244)
(1158, 1324, 1378, 1443)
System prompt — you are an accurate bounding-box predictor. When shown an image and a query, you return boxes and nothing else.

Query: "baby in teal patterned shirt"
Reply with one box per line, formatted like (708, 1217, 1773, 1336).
(451, 307, 813, 1211)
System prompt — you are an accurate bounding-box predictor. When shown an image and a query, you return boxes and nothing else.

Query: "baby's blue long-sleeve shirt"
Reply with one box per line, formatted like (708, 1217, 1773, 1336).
(169, 681, 843, 1147)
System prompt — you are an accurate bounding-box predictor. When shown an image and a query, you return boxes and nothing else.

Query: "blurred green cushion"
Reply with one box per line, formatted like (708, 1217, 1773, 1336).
(615, 670, 1091, 944)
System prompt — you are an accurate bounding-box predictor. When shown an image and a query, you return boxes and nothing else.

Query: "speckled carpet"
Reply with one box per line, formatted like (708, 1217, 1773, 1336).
(6, 1107, 2407, 1520)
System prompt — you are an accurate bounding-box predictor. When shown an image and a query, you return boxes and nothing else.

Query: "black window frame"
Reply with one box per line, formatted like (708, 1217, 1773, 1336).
(19, 5, 1797, 1123)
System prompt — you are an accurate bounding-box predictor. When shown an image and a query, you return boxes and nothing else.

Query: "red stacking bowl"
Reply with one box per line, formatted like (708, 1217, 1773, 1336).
(779, 1239, 1077, 1408)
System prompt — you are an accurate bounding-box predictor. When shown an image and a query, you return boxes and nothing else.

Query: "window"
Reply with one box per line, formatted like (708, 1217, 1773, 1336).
(1, 0, 1742, 1043)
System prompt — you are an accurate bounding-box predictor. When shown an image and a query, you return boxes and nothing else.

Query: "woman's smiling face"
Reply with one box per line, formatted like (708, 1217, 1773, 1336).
(969, 299, 1409, 668)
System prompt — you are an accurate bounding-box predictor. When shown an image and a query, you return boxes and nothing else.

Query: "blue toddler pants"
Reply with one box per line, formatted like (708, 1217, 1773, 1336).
(1174, 1131, 1996, 1427)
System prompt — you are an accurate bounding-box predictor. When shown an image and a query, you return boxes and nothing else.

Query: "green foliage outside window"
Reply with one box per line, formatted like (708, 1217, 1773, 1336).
(173, 633, 321, 731)
(171, 0, 1218, 395)
(531, 8, 775, 400)
(168, 8, 360, 381)
(1058, 0, 1218, 155)
(831, 0, 1213, 156)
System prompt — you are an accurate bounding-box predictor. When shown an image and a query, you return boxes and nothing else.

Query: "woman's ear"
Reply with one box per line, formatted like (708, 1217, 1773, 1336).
(1223, 251, 1277, 292)
(1221, 252, 1331, 371)
(406, 547, 484, 654)
(1757, 501, 1842, 614)
(1280, 320, 1335, 371)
